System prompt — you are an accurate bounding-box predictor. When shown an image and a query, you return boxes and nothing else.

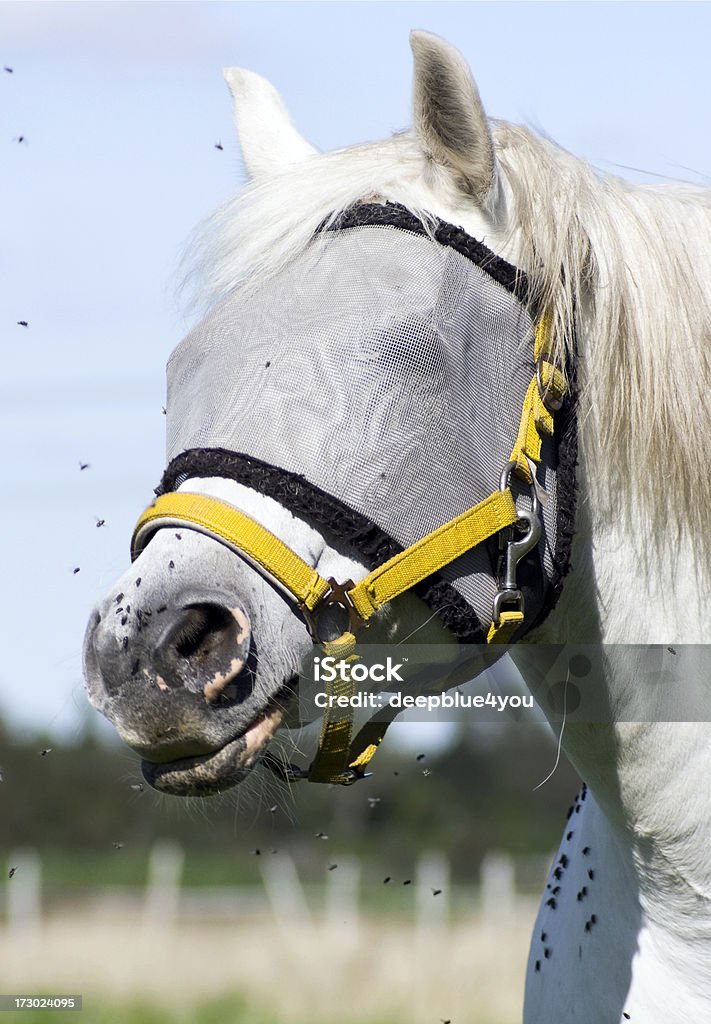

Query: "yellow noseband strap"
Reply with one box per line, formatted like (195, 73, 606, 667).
(132, 487, 519, 631)
(132, 486, 519, 785)
(131, 491, 333, 612)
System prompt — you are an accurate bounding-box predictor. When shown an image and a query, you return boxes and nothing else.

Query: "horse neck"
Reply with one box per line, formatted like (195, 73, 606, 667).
(516, 188, 711, 906)
(518, 417, 711, 920)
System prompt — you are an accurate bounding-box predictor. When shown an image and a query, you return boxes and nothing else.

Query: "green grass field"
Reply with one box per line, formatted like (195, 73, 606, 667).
(0, 912, 531, 1024)
(7, 996, 498, 1024)
(2, 995, 272, 1024)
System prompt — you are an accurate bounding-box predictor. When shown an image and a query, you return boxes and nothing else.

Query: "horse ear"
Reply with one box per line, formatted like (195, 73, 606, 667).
(410, 31, 496, 204)
(223, 68, 317, 178)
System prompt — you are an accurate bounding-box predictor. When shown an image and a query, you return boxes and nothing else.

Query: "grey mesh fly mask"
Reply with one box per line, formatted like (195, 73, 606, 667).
(154, 203, 576, 646)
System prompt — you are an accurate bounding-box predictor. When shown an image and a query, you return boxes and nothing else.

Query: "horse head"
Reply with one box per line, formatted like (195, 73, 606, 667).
(83, 31, 581, 797)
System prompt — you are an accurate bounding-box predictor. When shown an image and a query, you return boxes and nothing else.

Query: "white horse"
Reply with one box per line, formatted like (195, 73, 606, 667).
(84, 31, 711, 1022)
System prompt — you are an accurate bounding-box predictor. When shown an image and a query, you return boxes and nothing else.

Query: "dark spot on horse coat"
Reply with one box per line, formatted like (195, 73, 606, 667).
(588, 869, 594, 879)
(534, 960, 540, 972)
(582, 846, 590, 855)
(543, 948, 551, 959)
(546, 898, 557, 909)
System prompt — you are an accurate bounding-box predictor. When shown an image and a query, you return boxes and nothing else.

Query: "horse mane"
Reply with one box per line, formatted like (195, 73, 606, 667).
(182, 122, 711, 546)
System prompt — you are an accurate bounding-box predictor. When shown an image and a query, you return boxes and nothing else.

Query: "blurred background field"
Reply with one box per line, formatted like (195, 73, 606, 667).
(0, 717, 578, 1024)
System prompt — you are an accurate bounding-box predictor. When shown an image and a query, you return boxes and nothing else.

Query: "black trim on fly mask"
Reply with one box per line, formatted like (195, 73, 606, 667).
(327, 201, 531, 306)
(157, 448, 488, 644)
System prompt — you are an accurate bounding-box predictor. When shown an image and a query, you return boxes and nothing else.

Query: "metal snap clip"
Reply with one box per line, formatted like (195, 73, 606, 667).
(535, 355, 565, 413)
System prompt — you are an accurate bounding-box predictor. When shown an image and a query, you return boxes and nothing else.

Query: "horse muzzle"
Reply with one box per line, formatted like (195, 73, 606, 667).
(82, 587, 287, 794)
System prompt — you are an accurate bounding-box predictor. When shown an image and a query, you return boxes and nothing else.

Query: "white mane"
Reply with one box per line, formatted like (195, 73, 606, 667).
(182, 121, 711, 546)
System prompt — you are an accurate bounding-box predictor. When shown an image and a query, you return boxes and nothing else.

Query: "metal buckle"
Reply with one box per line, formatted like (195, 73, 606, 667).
(262, 753, 372, 786)
(535, 355, 565, 413)
(301, 578, 363, 644)
(493, 463, 543, 627)
(261, 753, 311, 783)
(338, 767, 373, 786)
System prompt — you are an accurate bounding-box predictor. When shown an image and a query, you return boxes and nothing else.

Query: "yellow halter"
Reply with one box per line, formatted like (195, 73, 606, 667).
(132, 315, 565, 784)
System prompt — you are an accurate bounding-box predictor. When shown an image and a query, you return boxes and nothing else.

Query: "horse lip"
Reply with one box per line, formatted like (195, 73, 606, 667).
(130, 735, 217, 764)
(139, 689, 292, 795)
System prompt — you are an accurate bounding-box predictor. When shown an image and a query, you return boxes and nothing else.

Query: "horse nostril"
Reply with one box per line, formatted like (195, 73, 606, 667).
(156, 602, 251, 695)
(171, 604, 236, 660)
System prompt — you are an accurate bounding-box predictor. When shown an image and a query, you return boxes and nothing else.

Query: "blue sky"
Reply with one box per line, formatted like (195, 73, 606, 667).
(2, 1, 709, 737)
